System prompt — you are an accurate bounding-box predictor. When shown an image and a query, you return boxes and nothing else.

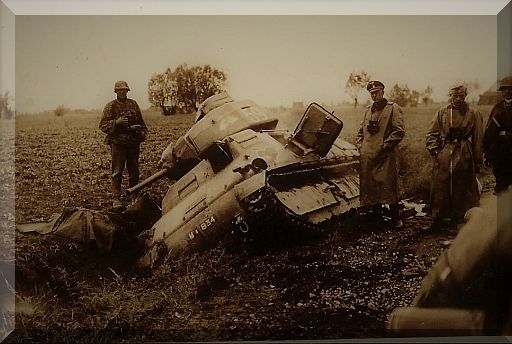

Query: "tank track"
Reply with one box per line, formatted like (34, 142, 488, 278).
(237, 155, 360, 246)
(237, 170, 342, 251)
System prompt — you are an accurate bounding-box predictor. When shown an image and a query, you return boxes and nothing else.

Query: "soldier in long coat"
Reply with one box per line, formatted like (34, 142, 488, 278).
(357, 80, 406, 228)
(425, 85, 483, 230)
(483, 75, 512, 193)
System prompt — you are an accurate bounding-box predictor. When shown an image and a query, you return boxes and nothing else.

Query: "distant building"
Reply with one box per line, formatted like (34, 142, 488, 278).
(478, 80, 503, 105)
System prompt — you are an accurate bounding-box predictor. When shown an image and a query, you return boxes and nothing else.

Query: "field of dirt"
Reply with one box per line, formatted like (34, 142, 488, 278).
(10, 104, 496, 342)
(0, 118, 15, 341)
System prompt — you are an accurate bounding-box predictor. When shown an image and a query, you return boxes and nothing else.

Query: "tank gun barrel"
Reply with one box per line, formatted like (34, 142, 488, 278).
(126, 168, 169, 195)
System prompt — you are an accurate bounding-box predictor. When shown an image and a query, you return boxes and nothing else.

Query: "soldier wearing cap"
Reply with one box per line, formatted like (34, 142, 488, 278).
(483, 75, 512, 193)
(356, 80, 406, 228)
(425, 84, 483, 230)
(99, 81, 148, 209)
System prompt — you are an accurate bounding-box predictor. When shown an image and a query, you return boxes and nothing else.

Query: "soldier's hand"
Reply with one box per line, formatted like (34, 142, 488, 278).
(115, 116, 129, 127)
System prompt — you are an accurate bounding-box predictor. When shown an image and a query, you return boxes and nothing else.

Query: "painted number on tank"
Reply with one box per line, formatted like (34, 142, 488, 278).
(200, 216, 216, 231)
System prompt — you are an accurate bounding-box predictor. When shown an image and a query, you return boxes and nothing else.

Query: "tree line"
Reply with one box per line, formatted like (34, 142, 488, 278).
(345, 71, 481, 108)
(345, 71, 434, 108)
(146, 66, 482, 116)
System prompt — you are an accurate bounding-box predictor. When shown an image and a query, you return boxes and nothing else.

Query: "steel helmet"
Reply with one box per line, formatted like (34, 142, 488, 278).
(499, 76, 512, 91)
(114, 80, 130, 91)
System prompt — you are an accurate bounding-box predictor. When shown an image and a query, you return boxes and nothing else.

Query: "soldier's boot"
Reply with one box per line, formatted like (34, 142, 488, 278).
(370, 204, 384, 222)
(357, 205, 371, 223)
(358, 205, 381, 228)
(390, 203, 404, 229)
(423, 218, 444, 232)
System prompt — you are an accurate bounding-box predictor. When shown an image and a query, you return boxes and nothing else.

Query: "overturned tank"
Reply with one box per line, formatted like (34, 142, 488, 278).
(130, 93, 360, 267)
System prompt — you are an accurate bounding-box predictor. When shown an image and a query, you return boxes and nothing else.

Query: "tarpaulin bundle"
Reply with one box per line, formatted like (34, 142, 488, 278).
(17, 208, 117, 253)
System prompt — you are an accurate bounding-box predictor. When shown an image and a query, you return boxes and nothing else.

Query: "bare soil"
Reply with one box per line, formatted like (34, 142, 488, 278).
(9, 108, 496, 342)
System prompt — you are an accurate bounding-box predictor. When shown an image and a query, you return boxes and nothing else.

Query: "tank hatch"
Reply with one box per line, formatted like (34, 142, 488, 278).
(288, 103, 343, 157)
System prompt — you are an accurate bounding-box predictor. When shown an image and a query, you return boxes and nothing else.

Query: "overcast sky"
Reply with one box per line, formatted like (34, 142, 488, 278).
(8, 12, 500, 113)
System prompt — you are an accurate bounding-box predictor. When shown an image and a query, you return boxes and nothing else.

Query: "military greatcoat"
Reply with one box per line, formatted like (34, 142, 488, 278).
(483, 99, 512, 192)
(426, 104, 483, 221)
(356, 101, 405, 206)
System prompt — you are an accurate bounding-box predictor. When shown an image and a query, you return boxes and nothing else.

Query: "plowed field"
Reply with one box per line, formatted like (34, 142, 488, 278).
(10, 105, 495, 342)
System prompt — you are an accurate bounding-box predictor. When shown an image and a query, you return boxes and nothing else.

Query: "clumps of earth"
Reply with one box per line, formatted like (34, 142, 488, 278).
(12, 200, 460, 342)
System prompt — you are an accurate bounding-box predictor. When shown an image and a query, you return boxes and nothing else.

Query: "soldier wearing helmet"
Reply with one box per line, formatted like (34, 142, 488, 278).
(483, 75, 512, 193)
(99, 81, 148, 209)
(425, 84, 484, 231)
(356, 80, 406, 229)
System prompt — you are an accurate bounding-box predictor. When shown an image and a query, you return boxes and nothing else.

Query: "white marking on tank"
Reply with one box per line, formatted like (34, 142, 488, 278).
(219, 115, 238, 131)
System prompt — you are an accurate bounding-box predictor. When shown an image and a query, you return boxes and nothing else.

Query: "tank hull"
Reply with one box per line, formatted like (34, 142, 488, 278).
(139, 101, 360, 266)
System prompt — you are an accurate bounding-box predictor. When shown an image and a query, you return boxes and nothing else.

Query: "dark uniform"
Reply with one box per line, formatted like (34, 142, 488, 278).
(99, 81, 148, 207)
(483, 76, 512, 193)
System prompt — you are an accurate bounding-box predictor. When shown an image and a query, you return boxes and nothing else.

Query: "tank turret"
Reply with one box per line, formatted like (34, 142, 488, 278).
(130, 96, 360, 268)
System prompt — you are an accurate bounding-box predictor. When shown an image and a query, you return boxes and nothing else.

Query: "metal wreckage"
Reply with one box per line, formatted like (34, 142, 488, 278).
(18, 93, 361, 267)
(388, 189, 512, 336)
(129, 92, 361, 268)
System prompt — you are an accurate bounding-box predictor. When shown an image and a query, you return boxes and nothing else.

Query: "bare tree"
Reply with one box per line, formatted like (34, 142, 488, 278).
(388, 84, 411, 107)
(409, 90, 420, 107)
(421, 85, 433, 106)
(345, 71, 371, 108)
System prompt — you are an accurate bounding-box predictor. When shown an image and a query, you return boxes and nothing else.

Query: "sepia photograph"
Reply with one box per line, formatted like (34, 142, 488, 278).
(1, 0, 512, 342)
